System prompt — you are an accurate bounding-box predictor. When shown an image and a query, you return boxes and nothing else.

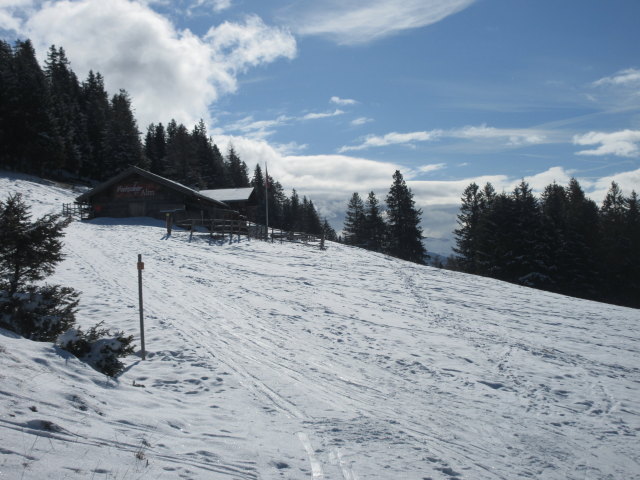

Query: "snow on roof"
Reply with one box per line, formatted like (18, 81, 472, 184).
(199, 187, 255, 202)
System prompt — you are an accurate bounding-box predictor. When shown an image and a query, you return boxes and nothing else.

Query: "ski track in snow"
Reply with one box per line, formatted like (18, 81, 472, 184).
(1, 172, 640, 480)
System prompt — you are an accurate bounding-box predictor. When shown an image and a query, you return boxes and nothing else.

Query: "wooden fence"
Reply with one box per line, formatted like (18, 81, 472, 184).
(177, 218, 325, 248)
(62, 202, 91, 219)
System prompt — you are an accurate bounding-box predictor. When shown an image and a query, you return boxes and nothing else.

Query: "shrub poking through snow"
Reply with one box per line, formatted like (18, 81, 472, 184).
(0, 285, 79, 341)
(0, 193, 135, 376)
(0, 285, 79, 342)
(57, 322, 135, 377)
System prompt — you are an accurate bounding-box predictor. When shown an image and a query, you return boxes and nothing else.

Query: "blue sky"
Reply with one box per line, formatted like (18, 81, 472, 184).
(2, 0, 639, 254)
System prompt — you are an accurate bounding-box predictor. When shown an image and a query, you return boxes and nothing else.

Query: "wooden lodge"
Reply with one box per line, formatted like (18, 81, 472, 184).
(74, 166, 245, 225)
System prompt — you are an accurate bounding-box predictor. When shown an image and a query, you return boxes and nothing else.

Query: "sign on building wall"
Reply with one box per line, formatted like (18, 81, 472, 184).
(114, 182, 159, 198)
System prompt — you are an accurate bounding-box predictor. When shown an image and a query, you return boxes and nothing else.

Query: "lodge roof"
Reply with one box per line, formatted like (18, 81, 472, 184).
(75, 166, 230, 209)
(199, 187, 255, 203)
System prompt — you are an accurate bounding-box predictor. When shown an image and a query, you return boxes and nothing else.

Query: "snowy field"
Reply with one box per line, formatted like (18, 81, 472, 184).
(1, 172, 639, 480)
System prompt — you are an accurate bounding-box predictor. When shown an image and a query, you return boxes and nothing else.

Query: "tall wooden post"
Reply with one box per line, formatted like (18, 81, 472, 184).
(137, 254, 146, 360)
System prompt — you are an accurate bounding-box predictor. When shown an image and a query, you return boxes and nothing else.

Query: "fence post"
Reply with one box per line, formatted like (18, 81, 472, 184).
(137, 254, 146, 360)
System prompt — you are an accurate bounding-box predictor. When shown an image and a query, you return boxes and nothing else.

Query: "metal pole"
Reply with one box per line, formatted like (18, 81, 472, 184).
(137, 254, 146, 360)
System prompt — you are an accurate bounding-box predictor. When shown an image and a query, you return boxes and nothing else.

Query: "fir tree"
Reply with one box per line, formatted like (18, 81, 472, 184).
(453, 182, 485, 273)
(363, 191, 386, 252)
(322, 219, 338, 241)
(165, 122, 199, 186)
(0, 194, 70, 296)
(144, 123, 166, 176)
(343, 192, 365, 246)
(45, 45, 87, 175)
(102, 89, 144, 176)
(192, 120, 224, 188)
(600, 182, 630, 303)
(7, 40, 62, 174)
(226, 146, 249, 187)
(385, 170, 427, 264)
(80, 71, 110, 179)
(251, 164, 266, 225)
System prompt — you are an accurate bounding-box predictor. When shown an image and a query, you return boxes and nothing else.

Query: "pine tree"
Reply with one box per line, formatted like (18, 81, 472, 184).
(165, 123, 199, 186)
(563, 178, 600, 298)
(623, 191, 640, 307)
(0, 40, 15, 165)
(45, 45, 87, 175)
(305, 198, 323, 235)
(80, 71, 110, 179)
(251, 164, 266, 225)
(102, 89, 144, 176)
(226, 146, 249, 187)
(8, 40, 62, 174)
(385, 170, 427, 264)
(363, 191, 386, 252)
(453, 182, 485, 273)
(600, 182, 630, 304)
(192, 120, 224, 188)
(343, 192, 365, 246)
(0, 194, 69, 295)
(322, 219, 338, 241)
(144, 123, 166, 175)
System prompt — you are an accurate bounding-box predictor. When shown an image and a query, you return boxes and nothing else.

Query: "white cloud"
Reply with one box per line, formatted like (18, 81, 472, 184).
(223, 109, 344, 139)
(350, 116, 373, 126)
(285, 0, 476, 45)
(339, 130, 442, 152)
(205, 15, 296, 73)
(199, 0, 233, 13)
(339, 124, 548, 152)
(417, 163, 446, 174)
(573, 130, 640, 157)
(593, 68, 640, 87)
(302, 109, 345, 120)
(586, 168, 640, 202)
(225, 114, 292, 139)
(330, 96, 357, 106)
(449, 125, 547, 145)
(10, 0, 295, 128)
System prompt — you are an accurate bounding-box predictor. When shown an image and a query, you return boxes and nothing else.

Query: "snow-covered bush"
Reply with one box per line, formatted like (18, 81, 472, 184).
(57, 322, 135, 377)
(0, 285, 79, 341)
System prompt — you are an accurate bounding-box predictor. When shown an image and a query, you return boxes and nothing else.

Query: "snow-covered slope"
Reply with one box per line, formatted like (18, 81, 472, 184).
(1, 173, 639, 480)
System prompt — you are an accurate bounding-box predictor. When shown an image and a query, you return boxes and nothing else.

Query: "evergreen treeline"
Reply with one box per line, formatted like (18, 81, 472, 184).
(343, 170, 428, 264)
(0, 39, 329, 236)
(451, 179, 640, 308)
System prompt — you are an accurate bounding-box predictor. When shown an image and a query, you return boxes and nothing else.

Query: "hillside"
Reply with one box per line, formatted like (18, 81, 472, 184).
(1, 173, 639, 480)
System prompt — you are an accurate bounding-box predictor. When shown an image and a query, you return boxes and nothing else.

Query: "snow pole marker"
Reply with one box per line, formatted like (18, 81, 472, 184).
(137, 253, 146, 360)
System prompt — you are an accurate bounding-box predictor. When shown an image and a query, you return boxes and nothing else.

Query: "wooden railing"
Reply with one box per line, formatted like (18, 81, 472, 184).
(62, 202, 91, 220)
(174, 219, 326, 249)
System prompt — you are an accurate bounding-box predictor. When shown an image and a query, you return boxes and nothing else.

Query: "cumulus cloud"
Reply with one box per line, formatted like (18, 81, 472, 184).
(284, 0, 476, 45)
(573, 130, 640, 157)
(593, 68, 640, 87)
(10, 0, 295, 128)
(330, 96, 357, 106)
